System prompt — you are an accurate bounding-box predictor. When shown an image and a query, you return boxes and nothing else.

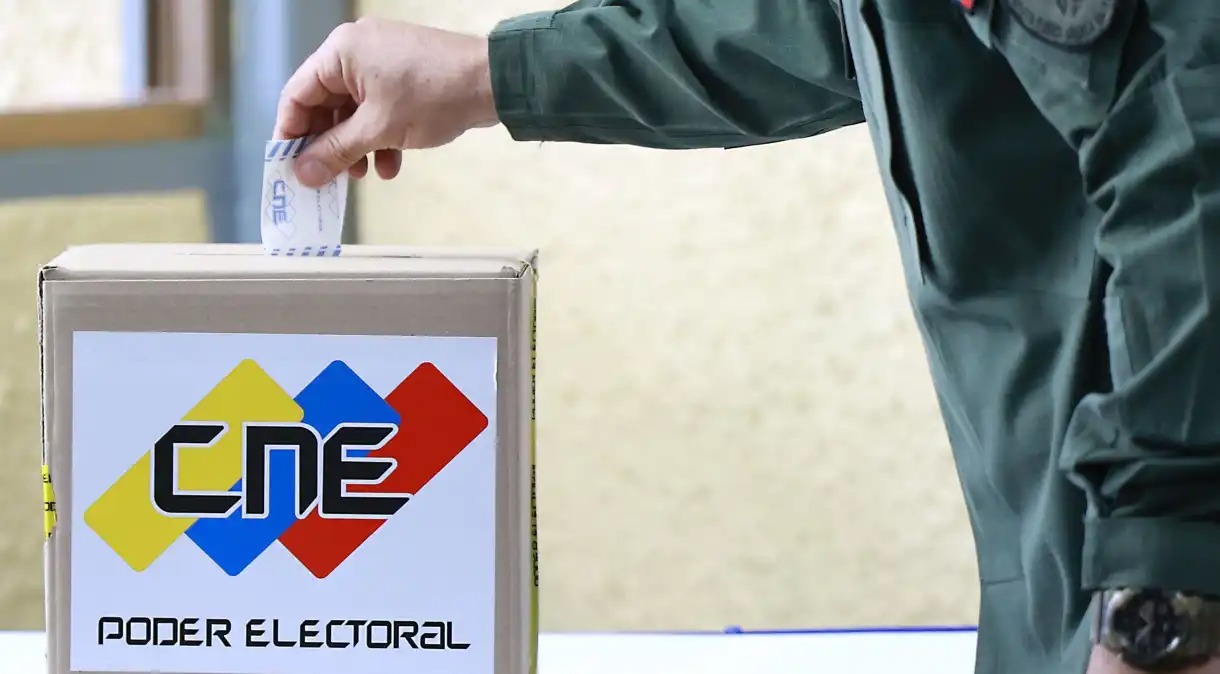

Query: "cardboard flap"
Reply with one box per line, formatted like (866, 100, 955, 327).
(41, 243, 540, 281)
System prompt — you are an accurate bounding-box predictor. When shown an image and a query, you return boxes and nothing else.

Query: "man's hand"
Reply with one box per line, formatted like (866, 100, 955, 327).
(1088, 647, 1220, 673)
(273, 17, 499, 188)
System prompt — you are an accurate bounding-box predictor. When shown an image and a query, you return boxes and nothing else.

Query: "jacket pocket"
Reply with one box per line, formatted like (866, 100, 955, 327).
(989, 0, 1137, 138)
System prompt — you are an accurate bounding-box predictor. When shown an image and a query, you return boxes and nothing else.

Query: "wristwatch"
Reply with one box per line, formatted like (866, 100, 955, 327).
(1093, 588, 1220, 671)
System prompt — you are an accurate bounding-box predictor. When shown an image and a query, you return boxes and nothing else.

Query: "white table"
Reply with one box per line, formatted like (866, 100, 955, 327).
(0, 628, 977, 673)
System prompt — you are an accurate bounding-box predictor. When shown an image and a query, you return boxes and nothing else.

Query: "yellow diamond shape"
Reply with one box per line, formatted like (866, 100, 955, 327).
(84, 359, 303, 571)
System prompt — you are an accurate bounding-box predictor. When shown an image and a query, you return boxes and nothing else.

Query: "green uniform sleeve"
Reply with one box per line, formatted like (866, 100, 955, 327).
(1040, 15, 1220, 594)
(487, 1, 864, 150)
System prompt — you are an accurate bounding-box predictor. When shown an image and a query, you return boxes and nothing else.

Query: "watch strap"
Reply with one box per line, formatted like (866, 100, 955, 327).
(1094, 589, 1220, 666)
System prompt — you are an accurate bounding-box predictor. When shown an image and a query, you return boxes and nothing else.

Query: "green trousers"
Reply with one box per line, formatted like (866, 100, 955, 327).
(488, 1, 1220, 671)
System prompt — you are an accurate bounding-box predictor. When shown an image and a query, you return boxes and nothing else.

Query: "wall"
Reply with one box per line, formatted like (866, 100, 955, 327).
(0, 0, 211, 629)
(0, 0, 980, 633)
(354, 1, 978, 632)
(0, 0, 126, 111)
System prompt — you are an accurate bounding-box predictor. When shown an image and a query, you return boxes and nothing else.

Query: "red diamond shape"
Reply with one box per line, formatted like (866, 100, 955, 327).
(278, 362, 489, 578)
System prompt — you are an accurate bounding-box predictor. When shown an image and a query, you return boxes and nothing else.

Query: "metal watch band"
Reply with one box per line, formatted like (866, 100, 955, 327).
(1094, 589, 1220, 665)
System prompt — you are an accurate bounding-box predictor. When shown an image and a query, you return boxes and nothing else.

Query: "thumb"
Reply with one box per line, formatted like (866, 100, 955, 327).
(295, 107, 382, 187)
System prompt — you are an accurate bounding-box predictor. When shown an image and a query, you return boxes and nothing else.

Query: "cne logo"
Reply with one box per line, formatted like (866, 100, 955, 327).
(84, 359, 489, 579)
(269, 179, 292, 229)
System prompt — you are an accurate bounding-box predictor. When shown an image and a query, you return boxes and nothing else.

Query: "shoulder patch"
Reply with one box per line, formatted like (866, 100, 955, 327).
(1004, 0, 1118, 47)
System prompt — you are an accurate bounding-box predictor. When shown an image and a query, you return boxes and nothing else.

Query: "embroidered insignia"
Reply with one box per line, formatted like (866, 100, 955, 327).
(1004, 0, 1118, 47)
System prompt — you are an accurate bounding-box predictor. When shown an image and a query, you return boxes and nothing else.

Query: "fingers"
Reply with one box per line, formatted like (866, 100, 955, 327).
(374, 149, 402, 180)
(274, 23, 403, 186)
(350, 156, 370, 180)
(296, 105, 382, 187)
(273, 26, 354, 140)
(309, 106, 334, 137)
(332, 103, 369, 179)
(274, 53, 326, 140)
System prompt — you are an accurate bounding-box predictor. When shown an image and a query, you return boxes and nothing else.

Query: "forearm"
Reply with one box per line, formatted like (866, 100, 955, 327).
(486, 0, 864, 149)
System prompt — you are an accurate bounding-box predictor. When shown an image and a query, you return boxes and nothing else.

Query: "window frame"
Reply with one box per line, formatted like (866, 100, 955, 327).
(0, 0, 220, 151)
(0, 0, 354, 244)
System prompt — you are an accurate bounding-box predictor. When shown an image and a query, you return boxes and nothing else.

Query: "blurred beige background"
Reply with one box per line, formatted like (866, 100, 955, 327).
(0, 0, 978, 632)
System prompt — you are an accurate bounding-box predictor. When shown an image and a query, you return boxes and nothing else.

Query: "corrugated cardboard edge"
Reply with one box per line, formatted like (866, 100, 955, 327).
(40, 244, 538, 282)
(499, 249, 540, 674)
(37, 261, 56, 674)
(525, 254, 539, 674)
(508, 250, 541, 674)
(37, 264, 56, 536)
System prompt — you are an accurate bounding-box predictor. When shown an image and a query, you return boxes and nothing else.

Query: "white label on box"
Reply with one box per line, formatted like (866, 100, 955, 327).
(68, 331, 498, 674)
(261, 137, 349, 257)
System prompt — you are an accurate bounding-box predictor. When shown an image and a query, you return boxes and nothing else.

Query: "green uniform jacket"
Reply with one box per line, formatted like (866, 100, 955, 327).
(487, 1, 1220, 672)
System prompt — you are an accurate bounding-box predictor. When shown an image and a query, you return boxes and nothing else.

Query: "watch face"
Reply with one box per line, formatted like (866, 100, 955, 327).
(1111, 590, 1189, 666)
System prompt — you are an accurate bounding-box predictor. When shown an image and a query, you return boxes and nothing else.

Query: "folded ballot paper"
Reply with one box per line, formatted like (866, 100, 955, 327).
(261, 136, 349, 256)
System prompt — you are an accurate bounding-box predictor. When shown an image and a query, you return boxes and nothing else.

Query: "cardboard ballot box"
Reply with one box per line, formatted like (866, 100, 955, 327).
(38, 244, 539, 674)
